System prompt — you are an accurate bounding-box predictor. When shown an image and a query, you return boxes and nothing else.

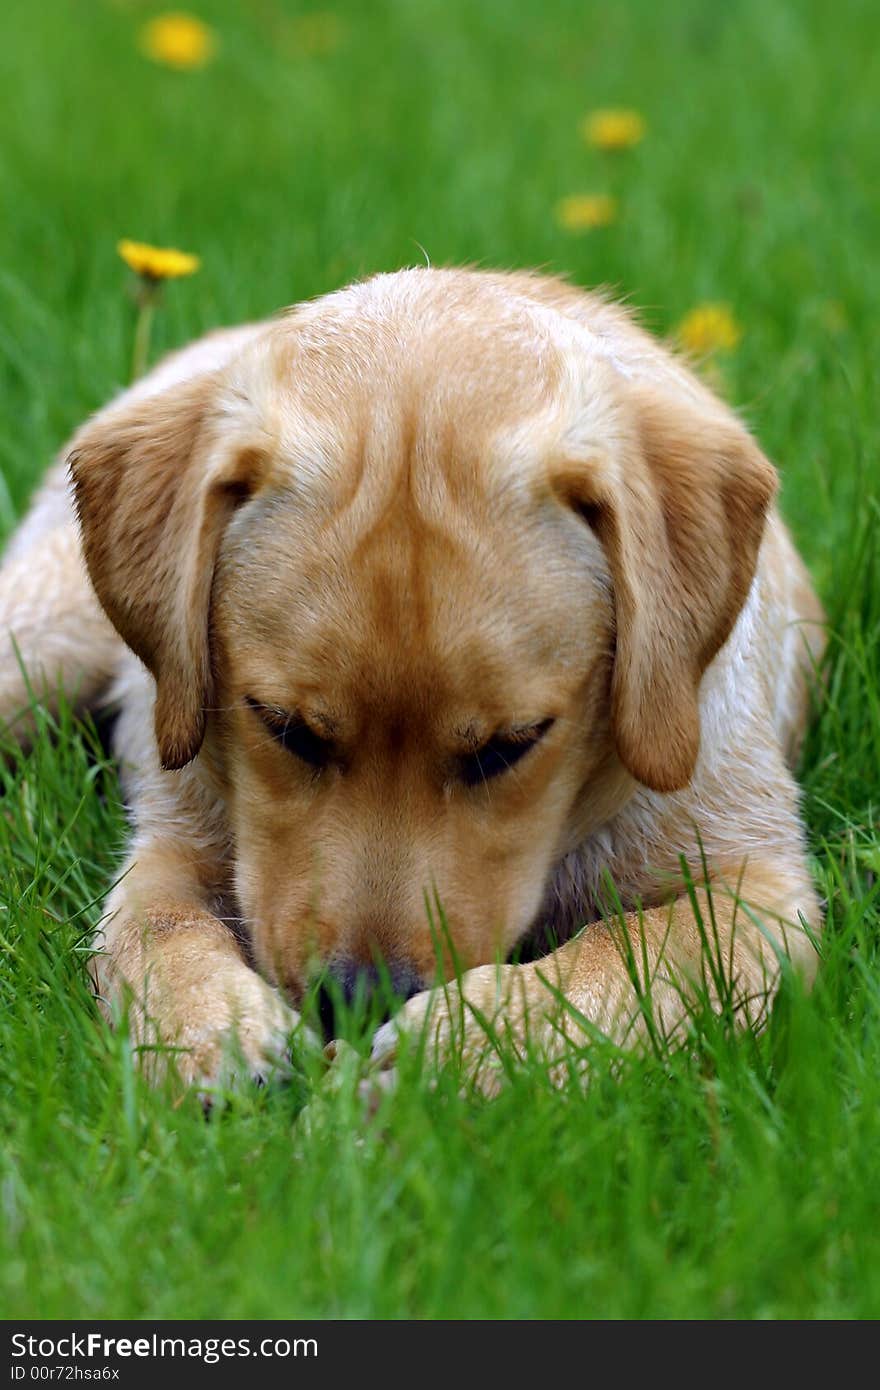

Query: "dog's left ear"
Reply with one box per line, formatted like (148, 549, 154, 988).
(68, 375, 267, 770)
(556, 385, 778, 792)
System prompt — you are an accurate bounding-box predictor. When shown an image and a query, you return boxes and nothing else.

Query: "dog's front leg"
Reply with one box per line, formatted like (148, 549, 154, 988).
(91, 839, 303, 1091)
(371, 858, 821, 1095)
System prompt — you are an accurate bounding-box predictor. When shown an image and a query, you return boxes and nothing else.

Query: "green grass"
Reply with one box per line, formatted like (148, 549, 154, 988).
(1, 0, 878, 1319)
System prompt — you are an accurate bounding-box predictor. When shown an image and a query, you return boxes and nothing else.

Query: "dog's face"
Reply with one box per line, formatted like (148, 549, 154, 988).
(207, 323, 624, 997)
(70, 269, 776, 1002)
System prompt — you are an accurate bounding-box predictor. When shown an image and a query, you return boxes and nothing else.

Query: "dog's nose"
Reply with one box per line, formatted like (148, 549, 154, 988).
(315, 960, 424, 1041)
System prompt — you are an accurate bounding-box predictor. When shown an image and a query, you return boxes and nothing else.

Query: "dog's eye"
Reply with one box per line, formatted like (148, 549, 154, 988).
(246, 697, 334, 769)
(459, 719, 554, 787)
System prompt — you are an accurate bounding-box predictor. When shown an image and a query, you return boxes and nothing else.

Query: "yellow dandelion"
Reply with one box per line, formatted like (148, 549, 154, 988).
(580, 108, 646, 152)
(117, 241, 201, 383)
(555, 193, 618, 233)
(139, 13, 217, 71)
(285, 11, 346, 57)
(675, 303, 743, 355)
(117, 239, 201, 281)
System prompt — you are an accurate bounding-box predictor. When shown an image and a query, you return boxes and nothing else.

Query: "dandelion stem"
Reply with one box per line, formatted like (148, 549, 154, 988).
(130, 285, 158, 382)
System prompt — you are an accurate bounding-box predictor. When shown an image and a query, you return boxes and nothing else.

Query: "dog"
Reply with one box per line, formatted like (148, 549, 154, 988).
(0, 267, 826, 1092)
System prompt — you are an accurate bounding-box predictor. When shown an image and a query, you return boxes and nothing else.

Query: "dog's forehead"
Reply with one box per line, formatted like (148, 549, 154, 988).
(218, 469, 608, 727)
(222, 476, 602, 671)
(214, 271, 617, 716)
(222, 269, 627, 511)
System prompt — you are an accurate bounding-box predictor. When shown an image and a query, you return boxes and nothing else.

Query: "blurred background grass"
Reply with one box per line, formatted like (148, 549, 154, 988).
(1, 0, 876, 568)
(0, 0, 878, 1319)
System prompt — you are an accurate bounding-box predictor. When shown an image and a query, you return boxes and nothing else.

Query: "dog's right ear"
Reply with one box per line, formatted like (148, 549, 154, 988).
(68, 375, 266, 770)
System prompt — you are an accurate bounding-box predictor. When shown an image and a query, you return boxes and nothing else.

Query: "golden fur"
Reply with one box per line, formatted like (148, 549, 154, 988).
(0, 268, 826, 1091)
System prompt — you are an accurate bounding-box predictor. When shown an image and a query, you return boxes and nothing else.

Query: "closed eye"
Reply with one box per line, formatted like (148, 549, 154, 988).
(245, 696, 334, 770)
(459, 719, 555, 788)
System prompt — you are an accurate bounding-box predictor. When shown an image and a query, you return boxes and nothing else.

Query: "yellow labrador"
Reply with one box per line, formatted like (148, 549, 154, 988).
(0, 268, 825, 1091)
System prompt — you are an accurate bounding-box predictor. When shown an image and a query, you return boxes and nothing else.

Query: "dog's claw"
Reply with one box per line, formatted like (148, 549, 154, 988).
(370, 1017, 402, 1068)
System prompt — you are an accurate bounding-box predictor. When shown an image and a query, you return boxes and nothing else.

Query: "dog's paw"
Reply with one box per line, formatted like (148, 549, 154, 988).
(370, 963, 537, 1097)
(144, 973, 318, 1097)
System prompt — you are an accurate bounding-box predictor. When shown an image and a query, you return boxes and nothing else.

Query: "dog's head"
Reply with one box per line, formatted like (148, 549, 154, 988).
(69, 269, 776, 1003)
